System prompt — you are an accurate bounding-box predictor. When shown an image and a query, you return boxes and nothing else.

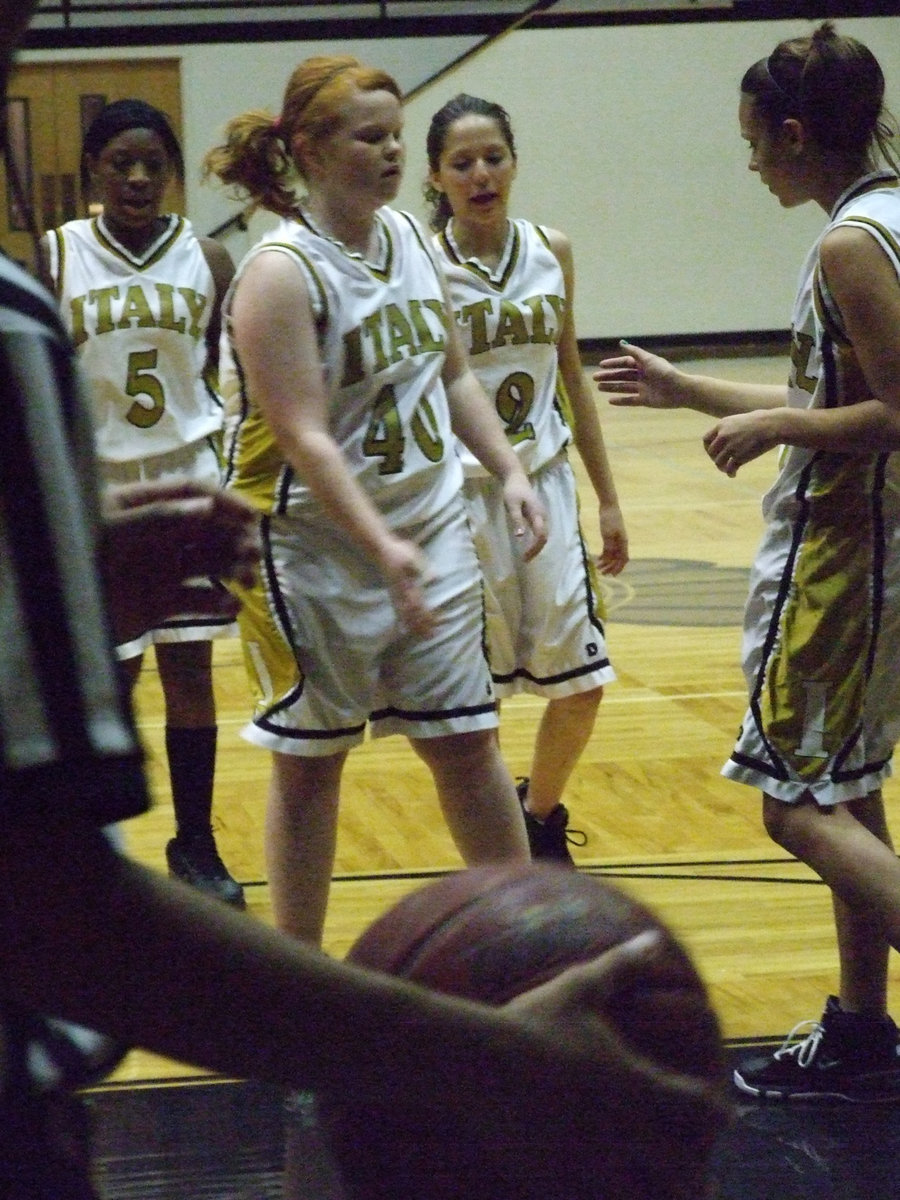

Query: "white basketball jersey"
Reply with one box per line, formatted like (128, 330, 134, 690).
(764, 171, 900, 525)
(433, 219, 570, 477)
(45, 215, 223, 462)
(221, 207, 461, 530)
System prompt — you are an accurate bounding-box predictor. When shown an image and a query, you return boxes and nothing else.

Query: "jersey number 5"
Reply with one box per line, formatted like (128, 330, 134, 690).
(125, 349, 166, 428)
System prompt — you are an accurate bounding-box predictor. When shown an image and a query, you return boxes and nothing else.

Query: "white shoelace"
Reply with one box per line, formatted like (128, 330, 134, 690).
(772, 1019, 825, 1068)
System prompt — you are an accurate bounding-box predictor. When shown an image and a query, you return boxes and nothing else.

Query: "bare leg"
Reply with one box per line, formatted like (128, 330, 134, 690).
(525, 688, 603, 819)
(266, 750, 346, 946)
(833, 793, 893, 1014)
(411, 731, 530, 864)
(763, 790, 898, 1009)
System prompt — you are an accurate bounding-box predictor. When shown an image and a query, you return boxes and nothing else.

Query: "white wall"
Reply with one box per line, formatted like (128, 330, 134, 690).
(18, 16, 900, 339)
(18, 34, 480, 260)
(394, 16, 900, 339)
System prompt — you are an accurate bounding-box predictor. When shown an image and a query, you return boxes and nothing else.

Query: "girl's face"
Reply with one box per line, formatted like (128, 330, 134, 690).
(429, 113, 517, 227)
(310, 86, 405, 206)
(87, 127, 174, 233)
(739, 93, 808, 209)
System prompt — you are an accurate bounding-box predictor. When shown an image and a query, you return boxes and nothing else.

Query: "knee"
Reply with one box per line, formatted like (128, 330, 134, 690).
(570, 686, 603, 714)
(272, 751, 345, 805)
(761, 794, 821, 858)
(761, 796, 794, 850)
(412, 729, 495, 773)
(548, 687, 603, 721)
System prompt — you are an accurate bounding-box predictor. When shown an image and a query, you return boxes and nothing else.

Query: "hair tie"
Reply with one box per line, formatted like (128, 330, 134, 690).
(763, 54, 798, 106)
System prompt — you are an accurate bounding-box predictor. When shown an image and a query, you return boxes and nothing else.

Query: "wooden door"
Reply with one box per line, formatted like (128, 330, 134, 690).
(1, 59, 182, 272)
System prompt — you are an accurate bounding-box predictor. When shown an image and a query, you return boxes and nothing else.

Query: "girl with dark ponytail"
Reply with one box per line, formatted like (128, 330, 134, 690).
(597, 22, 900, 1103)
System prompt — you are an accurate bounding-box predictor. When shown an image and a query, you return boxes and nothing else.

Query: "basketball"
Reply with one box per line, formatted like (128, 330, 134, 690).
(346, 860, 723, 1083)
(321, 863, 725, 1199)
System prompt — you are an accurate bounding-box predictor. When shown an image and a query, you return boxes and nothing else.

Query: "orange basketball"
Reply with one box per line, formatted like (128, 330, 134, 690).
(347, 861, 723, 1082)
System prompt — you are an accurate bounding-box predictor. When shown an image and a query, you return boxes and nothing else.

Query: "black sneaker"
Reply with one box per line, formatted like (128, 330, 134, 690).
(166, 831, 246, 909)
(516, 778, 587, 867)
(733, 995, 900, 1102)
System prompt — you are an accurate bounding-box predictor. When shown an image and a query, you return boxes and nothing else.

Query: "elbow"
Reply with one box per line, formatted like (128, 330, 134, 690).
(871, 405, 900, 451)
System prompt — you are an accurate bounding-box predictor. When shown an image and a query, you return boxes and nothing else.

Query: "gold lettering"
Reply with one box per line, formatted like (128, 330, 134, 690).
(362, 311, 389, 375)
(522, 295, 557, 345)
(790, 330, 817, 395)
(340, 299, 448, 387)
(545, 293, 566, 332)
(384, 303, 416, 364)
(117, 285, 155, 330)
(69, 295, 88, 348)
(409, 299, 445, 353)
(178, 288, 208, 340)
(88, 286, 120, 334)
(341, 326, 365, 387)
(157, 283, 186, 334)
(491, 300, 529, 349)
(459, 299, 492, 356)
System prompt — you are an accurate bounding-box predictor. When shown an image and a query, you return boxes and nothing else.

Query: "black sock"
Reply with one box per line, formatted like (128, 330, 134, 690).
(166, 725, 217, 839)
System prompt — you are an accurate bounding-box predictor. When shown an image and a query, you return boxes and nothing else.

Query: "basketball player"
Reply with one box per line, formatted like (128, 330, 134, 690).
(426, 95, 627, 866)
(596, 23, 900, 1102)
(203, 57, 550, 946)
(0, 9, 728, 1197)
(40, 101, 244, 907)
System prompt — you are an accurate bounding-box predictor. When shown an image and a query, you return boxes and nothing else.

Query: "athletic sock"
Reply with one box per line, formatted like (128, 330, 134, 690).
(165, 725, 217, 838)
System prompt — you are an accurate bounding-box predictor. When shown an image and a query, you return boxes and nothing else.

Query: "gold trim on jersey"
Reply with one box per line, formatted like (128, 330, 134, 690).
(232, 528, 305, 721)
(437, 219, 523, 293)
(757, 454, 884, 782)
(833, 171, 900, 212)
(260, 241, 330, 338)
(294, 209, 395, 282)
(90, 214, 187, 271)
(813, 217, 900, 351)
(226, 392, 294, 516)
(554, 370, 574, 430)
(838, 215, 900, 263)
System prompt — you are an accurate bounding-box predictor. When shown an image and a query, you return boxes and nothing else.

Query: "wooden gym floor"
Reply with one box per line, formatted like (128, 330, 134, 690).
(88, 348, 900, 1197)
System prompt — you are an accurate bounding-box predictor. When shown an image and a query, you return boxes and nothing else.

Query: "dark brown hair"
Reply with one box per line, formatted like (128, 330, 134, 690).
(424, 94, 517, 232)
(741, 21, 898, 169)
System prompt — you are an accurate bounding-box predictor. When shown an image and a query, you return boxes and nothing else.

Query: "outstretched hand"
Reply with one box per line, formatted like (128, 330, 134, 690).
(504, 931, 724, 1103)
(100, 479, 260, 644)
(501, 932, 730, 1198)
(593, 340, 683, 409)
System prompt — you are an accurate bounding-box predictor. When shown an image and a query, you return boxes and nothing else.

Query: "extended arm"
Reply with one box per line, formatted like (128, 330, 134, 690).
(703, 227, 900, 473)
(594, 341, 787, 418)
(0, 816, 725, 1196)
